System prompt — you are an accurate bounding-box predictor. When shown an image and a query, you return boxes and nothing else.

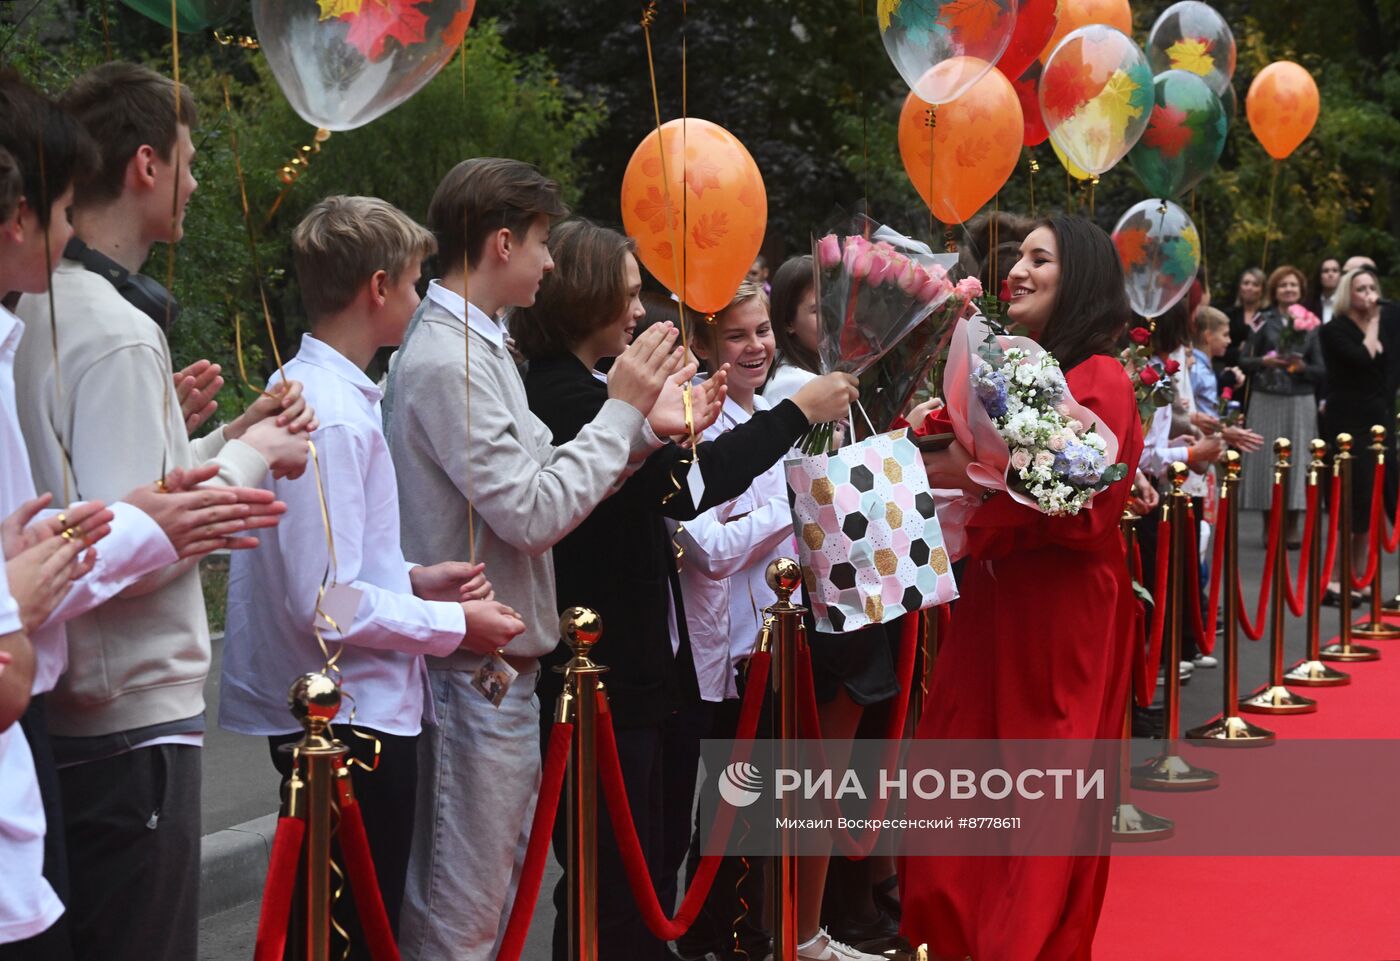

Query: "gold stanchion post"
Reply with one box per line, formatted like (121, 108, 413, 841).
(286, 673, 349, 961)
(1188, 452, 1277, 741)
(1352, 426, 1400, 639)
(1286, 439, 1351, 686)
(1240, 440, 1318, 713)
(765, 558, 804, 961)
(1132, 464, 1219, 790)
(1321, 434, 1382, 662)
(1113, 510, 1176, 839)
(556, 607, 608, 961)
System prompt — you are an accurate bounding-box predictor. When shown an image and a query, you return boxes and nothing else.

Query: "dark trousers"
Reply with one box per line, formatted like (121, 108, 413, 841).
(678, 674, 772, 960)
(0, 697, 75, 961)
(547, 719, 666, 961)
(58, 744, 201, 961)
(658, 700, 713, 931)
(268, 727, 417, 961)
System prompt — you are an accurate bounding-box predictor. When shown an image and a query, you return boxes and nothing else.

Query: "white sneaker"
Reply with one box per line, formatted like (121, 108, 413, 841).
(1192, 654, 1219, 668)
(796, 927, 887, 961)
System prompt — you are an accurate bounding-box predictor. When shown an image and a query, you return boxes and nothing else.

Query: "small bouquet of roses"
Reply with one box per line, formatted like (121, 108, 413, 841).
(1278, 303, 1321, 355)
(1119, 322, 1177, 434)
(801, 211, 956, 453)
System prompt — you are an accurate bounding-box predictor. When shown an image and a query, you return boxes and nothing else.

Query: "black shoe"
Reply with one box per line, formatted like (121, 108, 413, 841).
(1132, 702, 1164, 738)
(828, 908, 899, 948)
(872, 874, 901, 923)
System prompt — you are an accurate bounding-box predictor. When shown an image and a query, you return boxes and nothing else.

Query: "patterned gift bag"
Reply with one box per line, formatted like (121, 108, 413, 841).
(785, 429, 958, 633)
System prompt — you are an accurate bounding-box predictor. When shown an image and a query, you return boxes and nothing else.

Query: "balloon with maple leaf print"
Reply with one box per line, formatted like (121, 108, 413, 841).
(1038, 0, 1133, 63)
(1112, 198, 1201, 318)
(877, 0, 1017, 105)
(1128, 69, 1227, 198)
(1010, 64, 1050, 146)
(898, 58, 1023, 223)
(119, 0, 238, 31)
(1051, 137, 1093, 181)
(620, 118, 767, 315)
(253, 0, 476, 131)
(1145, 2, 1236, 97)
(1246, 61, 1320, 161)
(995, 0, 1058, 84)
(1040, 25, 1154, 177)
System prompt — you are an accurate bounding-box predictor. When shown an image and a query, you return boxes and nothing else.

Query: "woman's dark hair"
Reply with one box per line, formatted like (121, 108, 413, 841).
(1035, 216, 1131, 371)
(768, 254, 820, 376)
(508, 218, 633, 360)
(958, 210, 1035, 290)
(1150, 296, 1192, 355)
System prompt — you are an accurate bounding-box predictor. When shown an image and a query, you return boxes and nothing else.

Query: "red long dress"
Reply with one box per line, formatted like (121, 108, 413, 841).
(899, 354, 1144, 961)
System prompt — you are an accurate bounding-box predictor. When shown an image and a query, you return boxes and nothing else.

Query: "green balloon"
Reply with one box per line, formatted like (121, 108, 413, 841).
(1129, 69, 1228, 200)
(118, 0, 239, 32)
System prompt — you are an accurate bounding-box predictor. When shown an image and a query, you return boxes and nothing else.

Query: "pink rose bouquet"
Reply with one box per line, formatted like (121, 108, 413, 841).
(1279, 304, 1321, 354)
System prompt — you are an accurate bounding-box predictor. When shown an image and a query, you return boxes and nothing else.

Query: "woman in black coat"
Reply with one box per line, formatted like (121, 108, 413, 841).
(512, 219, 857, 961)
(1318, 267, 1400, 598)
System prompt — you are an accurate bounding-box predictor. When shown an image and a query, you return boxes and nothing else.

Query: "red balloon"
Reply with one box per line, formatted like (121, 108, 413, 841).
(997, 0, 1059, 83)
(1010, 65, 1049, 146)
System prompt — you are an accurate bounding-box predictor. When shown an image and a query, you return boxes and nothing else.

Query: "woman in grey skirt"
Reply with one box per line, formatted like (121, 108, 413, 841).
(1238, 265, 1324, 542)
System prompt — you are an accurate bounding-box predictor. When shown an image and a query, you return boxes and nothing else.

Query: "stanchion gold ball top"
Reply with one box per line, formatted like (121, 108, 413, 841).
(1224, 450, 1242, 477)
(288, 672, 341, 724)
(766, 557, 802, 597)
(1337, 432, 1354, 452)
(1310, 438, 1328, 461)
(1168, 461, 1188, 488)
(1371, 424, 1387, 445)
(1273, 436, 1292, 458)
(559, 606, 603, 650)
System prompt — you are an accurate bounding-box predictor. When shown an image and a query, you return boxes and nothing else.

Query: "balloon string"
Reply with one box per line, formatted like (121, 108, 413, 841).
(859, 0, 869, 208)
(460, 39, 476, 564)
(925, 104, 936, 240)
(36, 133, 74, 504)
(1089, 177, 1097, 218)
(639, 1, 697, 453)
(1191, 189, 1209, 293)
(99, 0, 111, 61)
(1027, 148, 1038, 219)
(1261, 159, 1280, 270)
(161, 0, 182, 483)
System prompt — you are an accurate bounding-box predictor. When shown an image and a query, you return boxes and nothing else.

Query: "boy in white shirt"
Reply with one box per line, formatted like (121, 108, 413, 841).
(221, 195, 525, 951)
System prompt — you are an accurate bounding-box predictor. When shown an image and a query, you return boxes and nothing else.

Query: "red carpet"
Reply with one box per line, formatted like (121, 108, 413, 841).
(1094, 621, 1400, 961)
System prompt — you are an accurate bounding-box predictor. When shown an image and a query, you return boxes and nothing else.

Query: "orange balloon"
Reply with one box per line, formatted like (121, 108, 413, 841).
(1246, 61, 1320, 160)
(1039, 0, 1133, 62)
(620, 118, 767, 314)
(898, 60, 1023, 224)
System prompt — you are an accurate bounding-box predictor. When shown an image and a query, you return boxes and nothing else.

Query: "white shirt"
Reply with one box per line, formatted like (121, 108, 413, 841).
(426, 280, 504, 347)
(762, 359, 818, 408)
(671, 395, 797, 701)
(221, 335, 467, 737)
(0, 306, 177, 695)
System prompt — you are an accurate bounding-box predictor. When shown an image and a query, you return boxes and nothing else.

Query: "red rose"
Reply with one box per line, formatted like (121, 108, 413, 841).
(999, 279, 1012, 302)
(1139, 366, 1161, 386)
(1129, 326, 1151, 345)
(1221, 386, 1233, 401)
(1163, 359, 1181, 375)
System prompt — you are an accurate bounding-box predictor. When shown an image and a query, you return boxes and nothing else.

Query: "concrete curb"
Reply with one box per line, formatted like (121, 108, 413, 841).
(199, 812, 278, 918)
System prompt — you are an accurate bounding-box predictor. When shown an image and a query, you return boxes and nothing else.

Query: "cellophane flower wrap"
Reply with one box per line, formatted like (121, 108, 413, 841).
(938, 314, 1129, 555)
(1278, 304, 1321, 354)
(803, 212, 957, 452)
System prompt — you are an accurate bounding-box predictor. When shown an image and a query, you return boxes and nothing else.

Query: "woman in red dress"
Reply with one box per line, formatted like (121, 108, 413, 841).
(900, 217, 1144, 961)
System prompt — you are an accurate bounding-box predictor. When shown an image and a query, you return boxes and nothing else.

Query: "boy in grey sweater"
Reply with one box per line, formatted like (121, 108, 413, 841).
(385, 158, 723, 961)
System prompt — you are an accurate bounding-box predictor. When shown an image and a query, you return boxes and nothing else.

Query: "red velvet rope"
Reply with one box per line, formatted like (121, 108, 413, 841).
(336, 786, 402, 961)
(1351, 460, 1387, 591)
(253, 816, 306, 961)
(1183, 503, 1227, 657)
(495, 720, 574, 961)
(787, 613, 920, 859)
(1283, 482, 1320, 616)
(1238, 482, 1284, 641)
(1134, 514, 1173, 708)
(1386, 476, 1400, 553)
(594, 651, 771, 942)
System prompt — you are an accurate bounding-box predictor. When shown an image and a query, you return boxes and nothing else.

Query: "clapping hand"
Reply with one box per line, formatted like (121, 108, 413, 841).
(411, 561, 494, 602)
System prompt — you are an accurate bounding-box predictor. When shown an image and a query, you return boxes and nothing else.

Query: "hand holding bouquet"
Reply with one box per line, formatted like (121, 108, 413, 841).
(1119, 321, 1176, 434)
